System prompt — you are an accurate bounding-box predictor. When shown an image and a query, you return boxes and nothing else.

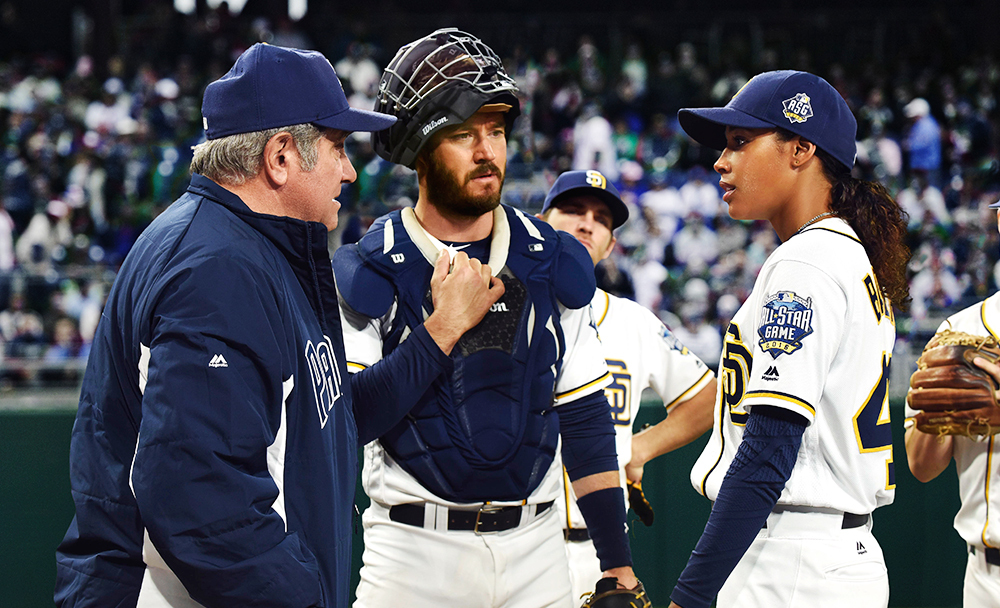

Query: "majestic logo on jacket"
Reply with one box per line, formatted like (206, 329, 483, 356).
(758, 291, 814, 359)
(305, 336, 343, 428)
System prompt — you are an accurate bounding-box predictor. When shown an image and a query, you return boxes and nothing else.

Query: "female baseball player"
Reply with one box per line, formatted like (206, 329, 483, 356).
(905, 204, 1000, 607)
(667, 70, 910, 608)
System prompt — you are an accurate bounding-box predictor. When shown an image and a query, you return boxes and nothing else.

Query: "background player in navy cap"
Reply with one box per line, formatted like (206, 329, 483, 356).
(55, 43, 398, 607)
(539, 169, 717, 602)
(333, 29, 648, 607)
(667, 70, 910, 608)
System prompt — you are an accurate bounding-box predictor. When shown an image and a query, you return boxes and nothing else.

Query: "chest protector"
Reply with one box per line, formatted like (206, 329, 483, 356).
(336, 206, 594, 502)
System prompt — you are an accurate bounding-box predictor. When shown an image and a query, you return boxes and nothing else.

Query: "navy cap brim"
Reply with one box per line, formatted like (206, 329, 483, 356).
(989, 199, 1000, 209)
(678, 107, 775, 151)
(548, 186, 629, 230)
(314, 106, 397, 133)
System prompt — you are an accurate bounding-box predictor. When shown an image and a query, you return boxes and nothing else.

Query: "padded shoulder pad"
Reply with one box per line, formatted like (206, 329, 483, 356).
(553, 231, 596, 309)
(332, 244, 396, 319)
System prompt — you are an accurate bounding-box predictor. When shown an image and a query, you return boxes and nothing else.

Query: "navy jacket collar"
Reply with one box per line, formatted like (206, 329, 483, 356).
(186, 174, 340, 335)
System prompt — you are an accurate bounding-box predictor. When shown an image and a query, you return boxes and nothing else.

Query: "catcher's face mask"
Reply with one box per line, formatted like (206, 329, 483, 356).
(373, 28, 520, 168)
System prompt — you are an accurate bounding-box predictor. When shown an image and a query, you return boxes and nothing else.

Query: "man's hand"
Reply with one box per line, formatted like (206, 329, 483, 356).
(601, 566, 639, 593)
(423, 249, 505, 355)
(624, 426, 650, 484)
(625, 379, 716, 484)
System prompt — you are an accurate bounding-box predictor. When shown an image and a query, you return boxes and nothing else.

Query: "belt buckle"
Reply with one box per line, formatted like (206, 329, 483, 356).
(474, 503, 505, 535)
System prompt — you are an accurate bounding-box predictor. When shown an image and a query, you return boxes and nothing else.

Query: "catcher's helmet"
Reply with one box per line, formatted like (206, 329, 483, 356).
(373, 28, 520, 168)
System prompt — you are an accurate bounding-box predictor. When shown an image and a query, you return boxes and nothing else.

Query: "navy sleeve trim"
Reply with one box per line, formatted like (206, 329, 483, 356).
(559, 390, 618, 480)
(351, 324, 453, 445)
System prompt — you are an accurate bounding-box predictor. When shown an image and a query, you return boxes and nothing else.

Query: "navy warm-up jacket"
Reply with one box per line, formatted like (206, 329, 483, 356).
(55, 174, 357, 607)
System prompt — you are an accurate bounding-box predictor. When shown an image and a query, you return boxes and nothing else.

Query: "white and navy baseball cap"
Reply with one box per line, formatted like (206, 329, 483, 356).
(202, 43, 396, 140)
(542, 170, 629, 230)
(678, 70, 857, 171)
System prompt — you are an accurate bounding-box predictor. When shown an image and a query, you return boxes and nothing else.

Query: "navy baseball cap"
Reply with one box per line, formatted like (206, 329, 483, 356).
(542, 170, 629, 230)
(988, 198, 1000, 209)
(678, 70, 857, 171)
(202, 43, 396, 140)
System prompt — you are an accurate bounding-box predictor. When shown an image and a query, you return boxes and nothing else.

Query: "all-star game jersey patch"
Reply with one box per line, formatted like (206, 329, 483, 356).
(757, 291, 815, 359)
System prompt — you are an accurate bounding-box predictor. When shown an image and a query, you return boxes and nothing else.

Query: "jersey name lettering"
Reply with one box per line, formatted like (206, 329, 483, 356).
(863, 273, 893, 324)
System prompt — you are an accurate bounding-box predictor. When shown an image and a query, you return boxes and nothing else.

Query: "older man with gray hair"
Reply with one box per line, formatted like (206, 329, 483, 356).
(54, 43, 435, 608)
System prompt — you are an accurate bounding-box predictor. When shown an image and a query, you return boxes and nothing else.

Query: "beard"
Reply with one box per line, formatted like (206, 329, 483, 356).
(423, 156, 505, 219)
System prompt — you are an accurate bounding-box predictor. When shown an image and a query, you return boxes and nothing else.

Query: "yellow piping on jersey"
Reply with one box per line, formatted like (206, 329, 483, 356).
(745, 391, 816, 416)
(699, 368, 729, 496)
(562, 468, 574, 530)
(347, 362, 367, 372)
(980, 301, 998, 548)
(556, 371, 612, 400)
(664, 369, 713, 412)
(596, 290, 610, 327)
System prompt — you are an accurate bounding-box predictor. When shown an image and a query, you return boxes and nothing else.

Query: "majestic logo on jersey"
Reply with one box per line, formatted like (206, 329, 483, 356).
(659, 326, 690, 355)
(762, 365, 779, 380)
(782, 93, 814, 124)
(585, 170, 608, 189)
(305, 336, 343, 428)
(209, 353, 228, 368)
(758, 291, 814, 359)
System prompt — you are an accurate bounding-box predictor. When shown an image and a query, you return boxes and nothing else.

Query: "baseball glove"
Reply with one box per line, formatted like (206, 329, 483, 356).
(627, 480, 654, 527)
(581, 577, 652, 608)
(907, 329, 1000, 437)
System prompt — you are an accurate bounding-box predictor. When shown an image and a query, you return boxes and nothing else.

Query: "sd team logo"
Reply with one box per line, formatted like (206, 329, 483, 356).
(782, 93, 814, 124)
(585, 170, 607, 189)
(758, 291, 814, 358)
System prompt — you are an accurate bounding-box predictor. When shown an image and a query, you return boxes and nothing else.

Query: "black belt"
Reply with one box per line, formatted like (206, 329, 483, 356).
(564, 528, 590, 542)
(763, 512, 869, 529)
(389, 501, 553, 534)
(971, 546, 1000, 566)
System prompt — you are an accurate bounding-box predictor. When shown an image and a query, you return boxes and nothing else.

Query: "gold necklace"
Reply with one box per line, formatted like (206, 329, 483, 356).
(795, 211, 833, 234)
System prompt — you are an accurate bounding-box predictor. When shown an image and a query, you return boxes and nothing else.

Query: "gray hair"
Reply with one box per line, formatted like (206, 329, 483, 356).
(190, 123, 323, 185)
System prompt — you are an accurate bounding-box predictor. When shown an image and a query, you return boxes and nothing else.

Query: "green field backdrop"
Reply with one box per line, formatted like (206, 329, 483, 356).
(1, 396, 965, 607)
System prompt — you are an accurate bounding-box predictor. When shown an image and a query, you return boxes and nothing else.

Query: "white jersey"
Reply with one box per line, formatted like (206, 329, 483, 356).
(341, 207, 611, 509)
(559, 289, 714, 529)
(691, 217, 896, 514)
(904, 292, 1000, 550)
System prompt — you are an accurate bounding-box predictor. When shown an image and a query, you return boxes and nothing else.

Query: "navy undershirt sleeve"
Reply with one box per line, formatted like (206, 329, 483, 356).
(559, 390, 619, 480)
(351, 324, 453, 445)
(560, 389, 632, 571)
(670, 405, 808, 608)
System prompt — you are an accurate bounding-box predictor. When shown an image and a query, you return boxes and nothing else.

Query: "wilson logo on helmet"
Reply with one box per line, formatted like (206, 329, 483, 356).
(421, 116, 449, 135)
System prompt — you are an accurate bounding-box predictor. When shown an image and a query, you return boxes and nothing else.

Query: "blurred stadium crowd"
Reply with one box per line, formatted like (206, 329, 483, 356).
(0, 2, 999, 390)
